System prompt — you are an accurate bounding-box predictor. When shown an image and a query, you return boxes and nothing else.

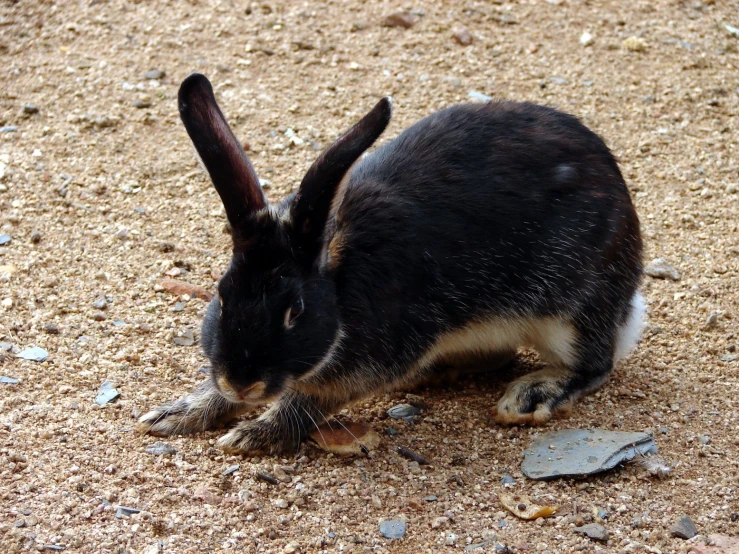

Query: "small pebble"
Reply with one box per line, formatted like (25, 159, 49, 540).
(223, 464, 240, 476)
(144, 69, 165, 80)
(1, 376, 20, 384)
(424, 495, 438, 502)
(469, 91, 493, 102)
(387, 403, 421, 420)
(256, 471, 280, 485)
(670, 515, 698, 539)
(116, 506, 141, 518)
(501, 474, 516, 485)
(397, 446, 428, 464)
(575, 523, 609, 542)
(17, 346, 48, 362)
(453, 27, 473, 46)
(134, 98, 152, 109)
(173, 329, 195, 346)
(0, 126, 18, 133)
(623, 36, 647, 52)
(145, 442, 177, 456)
(645, 258, 680, 280)
(30, 231, 42, 244)
(22, 104, 39, 115)
(92, 297, 107, 309)
(95, 380, 120, 405)
(0, 234, 11, 246)
(579, 31, 594, 46)
(42, 546, 64, 552)
(382, 12, 418, 29)
(379, 520, 406, 539)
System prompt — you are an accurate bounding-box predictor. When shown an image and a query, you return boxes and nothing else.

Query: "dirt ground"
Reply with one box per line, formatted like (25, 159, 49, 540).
(1, 0, 738, 552)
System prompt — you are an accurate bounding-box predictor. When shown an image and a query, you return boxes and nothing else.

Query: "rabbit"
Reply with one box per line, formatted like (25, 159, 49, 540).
(138, 73, 644, 454)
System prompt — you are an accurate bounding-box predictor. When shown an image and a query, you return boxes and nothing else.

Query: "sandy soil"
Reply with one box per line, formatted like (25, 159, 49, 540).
(1, 0, 738, 552)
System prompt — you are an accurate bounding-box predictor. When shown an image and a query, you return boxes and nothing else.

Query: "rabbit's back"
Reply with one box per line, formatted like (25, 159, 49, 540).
(330, 101, 641, 329)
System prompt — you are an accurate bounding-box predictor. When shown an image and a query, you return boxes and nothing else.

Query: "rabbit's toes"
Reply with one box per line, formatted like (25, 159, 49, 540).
(216, 419, 300, 455)
(495, 368, 575, 425)
(138, 381, 248, 436)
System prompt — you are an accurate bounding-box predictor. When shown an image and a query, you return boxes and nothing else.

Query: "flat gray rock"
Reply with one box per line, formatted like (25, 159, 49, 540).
(17, 347, 48, 362)
(1, 376, 20, 384)
(575, 523, 609, 542)
(145, 442, 176, 456)
(522, 429, 657, 480)
(379, 520, 406, 539)
(670, 515, 698, 539)
(95, 380, 120, 405)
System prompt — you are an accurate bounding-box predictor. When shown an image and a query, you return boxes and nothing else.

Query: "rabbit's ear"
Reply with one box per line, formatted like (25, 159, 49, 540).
(291, 97, 392, 260)
(179, 73, 266, 227)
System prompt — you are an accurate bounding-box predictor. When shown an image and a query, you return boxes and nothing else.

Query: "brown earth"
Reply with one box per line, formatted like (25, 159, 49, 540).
(1, 0, 738, 553)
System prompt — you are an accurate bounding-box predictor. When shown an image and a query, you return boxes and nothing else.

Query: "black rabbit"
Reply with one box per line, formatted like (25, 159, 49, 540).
(138, 73, 644, 454)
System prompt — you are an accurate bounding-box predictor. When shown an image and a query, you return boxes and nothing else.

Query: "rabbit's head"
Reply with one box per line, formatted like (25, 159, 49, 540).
(179, 74, 391, 403)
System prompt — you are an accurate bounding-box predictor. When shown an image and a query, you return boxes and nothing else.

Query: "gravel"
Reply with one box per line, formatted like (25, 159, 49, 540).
(1, 0, 737, 552)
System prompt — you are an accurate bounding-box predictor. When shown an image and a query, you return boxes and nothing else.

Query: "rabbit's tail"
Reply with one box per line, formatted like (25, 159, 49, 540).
(614, 291, 646, 362)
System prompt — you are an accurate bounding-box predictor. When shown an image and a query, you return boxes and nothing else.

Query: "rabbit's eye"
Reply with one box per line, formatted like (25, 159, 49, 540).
(284, 297, 304, 329)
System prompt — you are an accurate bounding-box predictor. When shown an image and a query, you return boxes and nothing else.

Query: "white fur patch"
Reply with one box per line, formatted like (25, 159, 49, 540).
(614, 291, 646, 362)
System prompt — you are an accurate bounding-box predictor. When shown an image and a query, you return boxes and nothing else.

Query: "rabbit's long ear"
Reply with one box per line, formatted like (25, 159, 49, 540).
(291, 97, 392, 261)
(179, 73, 266, 227)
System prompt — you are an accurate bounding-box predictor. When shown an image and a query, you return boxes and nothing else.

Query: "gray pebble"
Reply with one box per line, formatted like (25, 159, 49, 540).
(17, 346, 49, 362)
(115, 505, 141, 518)
(644, 258, 681, 281)
(95, 380, 120, 405)
(387, 403, 421, 420)
(0, 126, 18, 133)
(0, 341, 13, 351)
(173, 302, 185, 312)
(0, 234, 11, 245)
(500, 474, 516, 485)
(22, 104, 39, 115)
(92, 297, 107, 309)
(379, 520, 406, 539)
(134, 99, 152, 109)
(173, 329, 195, 346)
(144, 69, 165, 80)
(670, 515, 698, 539)
(699, 434, 710, 444)
(223, 464, 240, 476)
(468, 91, 493, 102)
(424, 495, 438, 502)
(145, 442, 177, 456)
(575, 523, 609, 542)
(1, 376, 20, 384)
(42, 546, 64, 552)
(597, 508, 609, 520)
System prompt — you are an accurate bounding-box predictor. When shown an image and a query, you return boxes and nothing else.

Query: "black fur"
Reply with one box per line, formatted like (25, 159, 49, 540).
(141, 74, 642, 454)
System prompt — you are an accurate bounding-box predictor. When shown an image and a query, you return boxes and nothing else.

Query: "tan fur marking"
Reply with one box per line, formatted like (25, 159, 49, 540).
(327, 231, 345, 270)
(416, 317, 577, 373)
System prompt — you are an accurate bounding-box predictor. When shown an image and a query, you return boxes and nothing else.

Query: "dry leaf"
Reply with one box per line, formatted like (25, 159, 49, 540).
(160, 278, 214, 301)
(309, 420, 380, 456)
(499, 493, 557, 520)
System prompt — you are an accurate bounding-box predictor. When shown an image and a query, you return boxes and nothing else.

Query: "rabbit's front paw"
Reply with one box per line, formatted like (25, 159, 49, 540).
(216, 419, 300, 455)
(137, 380, 248, 436)
(495, 368, 575, 425)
